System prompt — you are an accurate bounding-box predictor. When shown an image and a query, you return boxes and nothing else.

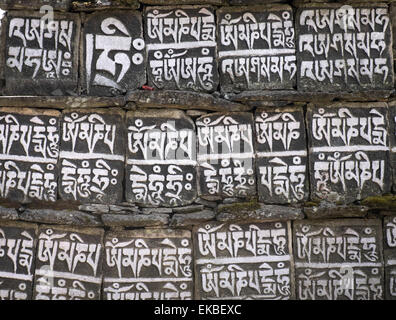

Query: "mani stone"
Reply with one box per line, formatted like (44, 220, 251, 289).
(255, 107, 308, 204)
(293, 219, 384, 300)
(0, 0, 71, 11)
(296, 3, 394, 92)
(144, 5, 219, 92)
(1, 11, 81, 95)
(217, 5, 296, 93)
(103, 229, 193, 300)
(384, 216, 396, 300)
(193, 221, 294, 299)
(82, 10, 146, 96)
(196, 112, 256, 200)
(125, 109, 197, 207)
(0, 107, 60, 203)
(59, 108, 125, 204)
(306, 102, 391, 204)
(387, 102, 396, 192)
(33, 225, 104, 300)
(0, 221, 38, 300)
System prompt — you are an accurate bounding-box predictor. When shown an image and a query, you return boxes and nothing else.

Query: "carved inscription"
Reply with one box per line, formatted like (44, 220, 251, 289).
(194, 221, 294, 299)
(144, 5, 219, 92)
(83, 11, 146, 96)
(196, 112, 256, 200)
(255, 107, 308, 204)
(3, 11, 80, 95)
(384, 216, 396, 300)
(307, 103, 391, 203)
(297, 4, 394, 92)
(59, 109, 125, 204)
(294, 220, 384, 300)
(0, 222, 37, 300)
(0, 108, 60, 203)
(33, 225, 104, 300)
(103, 229, 193, 300)
(217, 5, 296, 92)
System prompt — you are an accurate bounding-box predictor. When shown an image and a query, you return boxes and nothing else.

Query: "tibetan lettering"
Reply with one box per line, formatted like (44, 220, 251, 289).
(0, 221, 37, 300)
(194, 221, 294, 299)
(126, 109, 197, 207)
(255, 107, 308, 204)
(0, 108, 60, 203)
(217, 5, 296, 92)
(384, 216, 396, 300)
(307, 103, 391, 204)
(33, 225, 104, 300)
(196, 112, 256, 200)
(144, 5, 219, 92)
(103, 229, 193, 300)
(83, 10, 146, 96)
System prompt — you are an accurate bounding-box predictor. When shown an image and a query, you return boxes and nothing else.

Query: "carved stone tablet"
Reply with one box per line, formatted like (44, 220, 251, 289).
(255, 107, 308, 204)
(0, 108, 60, 203)
(144, 5, 219, 92)
(0, 221, 37, 300)
(59, 108, 125, 204)
(307, 103, 391, 204)
(384, 216, 396, 300)
(297, 4, 394, 92)
(196, 112, 256, 200)
(33, 225, 104, 300)
(82, 10, 146, 96)
(2, 11, 80, 95)
(294, 219, 384, 300)
(0, 0, 71, 11)
(217, 5, 296, 93)
(387, 103, 396, 191)
(103, 229, 193, 300)
(193, 221, 294, 299)
(125, 109, 197, 207)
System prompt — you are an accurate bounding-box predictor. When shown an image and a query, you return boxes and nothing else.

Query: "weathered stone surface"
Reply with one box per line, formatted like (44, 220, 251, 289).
(217, 5, 296, 93)
(127, 90, 251, 112)
(361, 195, 396, 213)
(141, 207, 173, 215)
(0, 221, 37, 300)
(230, 0, 288, 4)
(392, 3, 396, 57)
(170, 209, 215, 227)
(33, 225, 104, 300)
(304, 203, 369, 219)
(0, 108, 60, 203)
(78, 204, 110, 214)
(293, 219, 384, 300)
(19, 209, 102, 226)
(196, 112, 256, 200)
(172, 205, 204, 214)
(2, 11, 81, 95)
(193, 221, 294, 299)
(72, 0, 139, 11)
(82, 10, 145, 96)
(384, 216, 396, 299)
(186, 110, 208, 118)
(194, 197, 217, 208)
(140, 0, 225, 5)
(217, 202, 304, 222)
(108, 204, 140, 214)
(0, 206, 19, 220)
(144, 5, 219, 92)
(255, 107, 308, 204)
(297, 3, 394, 92)
(307, 103, 391, 204)
(388, 103, 396, 194)
(126, 109, 197, 207)
(102, 213, 169, 227)
(0, 0, 71, 11)
(103, 228, 193, 299)
(59, 108, 125, 204)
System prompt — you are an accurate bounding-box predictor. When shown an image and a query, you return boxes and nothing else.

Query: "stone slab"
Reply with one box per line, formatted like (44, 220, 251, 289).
(82, 10, 146, 96)
(102, 213, 169, 227)
(71, 0, 139, 11)
(217, 5, 296, 93)
(0, 221, 38, 300)
(170, 209, 215, 227)
(0, 206, 19, 221)
(193, 221, 294, 299)
(387, 104, 396, 193)
(293, 219, 384, 300)
(255, 107, 308, 204)
(33, 225, 104, 300)
(384, 216, 396, 299)
(103, 229, 193, 300)
(0, 107, 60, 203)
(307, 102, 391, 204)
(0, 0, 71, 11)
(19, 209, 102, 226)
(125, 109, 197, 207)
(304, 204, 369, 219)
(140, 0, 225, 4)
(59, 108, 125, 204)
(2, 11, 81, 95)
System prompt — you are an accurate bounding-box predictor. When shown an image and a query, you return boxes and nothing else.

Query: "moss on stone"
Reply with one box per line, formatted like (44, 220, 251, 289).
(218, 198, 260, 213)
(361, 195, 396, 211)
(304, 201, 319, 207)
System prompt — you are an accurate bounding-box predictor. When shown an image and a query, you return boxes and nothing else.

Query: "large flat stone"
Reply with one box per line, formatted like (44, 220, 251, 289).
(102, 213, 169, 227)
(304, 203, 369, 219)
(0, 0, 71, 11)
(170, 209, 215, 227)
(19, 209, 102, 226)
(0, 206, 19, 221)
(71, 0, 139, 11)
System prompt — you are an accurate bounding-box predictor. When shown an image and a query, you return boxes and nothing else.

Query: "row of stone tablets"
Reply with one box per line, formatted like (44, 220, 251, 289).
(0, 218, 395, 300)
(1, 102, 396, 206)
(0, 3, 393, 95)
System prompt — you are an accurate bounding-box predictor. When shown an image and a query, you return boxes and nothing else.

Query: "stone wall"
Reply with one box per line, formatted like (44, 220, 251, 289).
(0, 0, 395, 300)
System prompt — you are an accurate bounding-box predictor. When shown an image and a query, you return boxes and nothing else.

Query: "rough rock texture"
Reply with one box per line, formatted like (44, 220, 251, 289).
(19, 209, 102, 226)
(102, 213, 169, 227)
(170, 209, 215, 227)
